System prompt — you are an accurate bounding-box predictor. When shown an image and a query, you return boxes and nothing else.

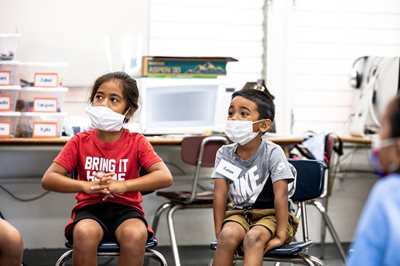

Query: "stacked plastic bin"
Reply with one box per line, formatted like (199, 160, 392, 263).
(16, 62, 68, 138)
(0, 34, 21, 138)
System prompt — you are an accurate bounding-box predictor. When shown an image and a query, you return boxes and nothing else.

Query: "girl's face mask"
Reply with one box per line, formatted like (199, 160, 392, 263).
(85, 105, 129, 132)
(370, 138, 400, 178)
(224, 120, 263, 145)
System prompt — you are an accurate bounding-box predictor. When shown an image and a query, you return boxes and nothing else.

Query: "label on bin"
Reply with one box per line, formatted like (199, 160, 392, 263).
(0, 95, 11, 111)
(34, 72, 59, 87)
(33, 97, 58, 112)
(0, 122, 11, 137)
(32, 122, 57, 138)
(0, 71, 11, 85)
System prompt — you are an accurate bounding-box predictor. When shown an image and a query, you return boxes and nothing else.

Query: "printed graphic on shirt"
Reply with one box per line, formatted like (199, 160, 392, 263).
(230, 164, 267, 206)
(84, 156, 128, 181)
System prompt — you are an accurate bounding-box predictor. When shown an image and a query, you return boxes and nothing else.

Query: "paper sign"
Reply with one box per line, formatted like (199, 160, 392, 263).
(33, 97, 58, 112)
(0, 95, 11, 111)
(215, 159, 242, 181)
(0, 122, 10, 137)
(0, 70, 11, 85)
(34, 72, 58, 87)
(32, 122, 57, 138)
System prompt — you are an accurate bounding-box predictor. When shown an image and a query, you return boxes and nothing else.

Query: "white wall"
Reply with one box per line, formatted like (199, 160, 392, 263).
(0, 0, 149, 87)
(266, 0, 400, 135)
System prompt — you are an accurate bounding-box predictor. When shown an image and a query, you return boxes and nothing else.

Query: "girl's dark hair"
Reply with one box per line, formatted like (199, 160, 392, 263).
(232, 82, 275, 121)
(89, 71, 139, 115)
(388, 95, 400, 138)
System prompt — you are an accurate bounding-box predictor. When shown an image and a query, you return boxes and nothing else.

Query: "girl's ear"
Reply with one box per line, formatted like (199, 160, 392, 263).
(259, 119, 273, 133)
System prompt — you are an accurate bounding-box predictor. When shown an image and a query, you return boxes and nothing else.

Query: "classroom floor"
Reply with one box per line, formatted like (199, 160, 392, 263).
(22, 243, 349, 266)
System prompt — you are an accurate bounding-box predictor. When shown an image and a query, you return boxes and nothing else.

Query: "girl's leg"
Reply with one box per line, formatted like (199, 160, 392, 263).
(0, 219, 23, 266)
(213, 222, 246, 266)
(72, 219, 104, 266)
(115, 218, 147, 266)
(242, 225, 271, 266)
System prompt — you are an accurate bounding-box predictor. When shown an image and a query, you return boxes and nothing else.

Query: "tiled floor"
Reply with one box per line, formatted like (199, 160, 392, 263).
(22, 243, 349, 266)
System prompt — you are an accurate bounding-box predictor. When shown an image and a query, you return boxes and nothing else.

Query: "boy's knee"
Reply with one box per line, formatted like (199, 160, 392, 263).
(243, 229, 269, 248)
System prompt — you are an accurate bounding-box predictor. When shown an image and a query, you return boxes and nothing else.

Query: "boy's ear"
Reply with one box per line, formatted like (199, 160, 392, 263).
(259, 119, 273, 133)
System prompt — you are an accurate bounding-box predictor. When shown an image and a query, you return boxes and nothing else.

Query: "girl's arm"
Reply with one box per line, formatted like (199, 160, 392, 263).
(265, 179, 289, 252)
(41, 162, 107, 194)
(106, 161, 173, 194)
(213, 178, 229, 239)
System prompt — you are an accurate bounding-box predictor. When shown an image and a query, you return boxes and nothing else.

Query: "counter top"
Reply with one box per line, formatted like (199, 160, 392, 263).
(0, 135, 371, 146)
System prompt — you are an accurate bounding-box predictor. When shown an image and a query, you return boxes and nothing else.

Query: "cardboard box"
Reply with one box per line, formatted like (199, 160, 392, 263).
(141, 56, 237, 78)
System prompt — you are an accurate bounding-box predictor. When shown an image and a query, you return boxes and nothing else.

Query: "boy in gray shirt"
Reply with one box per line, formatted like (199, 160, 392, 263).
(212, 86, 298, 265)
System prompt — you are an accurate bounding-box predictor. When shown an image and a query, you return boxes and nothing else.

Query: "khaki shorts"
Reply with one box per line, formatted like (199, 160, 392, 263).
(223, 208, 299, 244)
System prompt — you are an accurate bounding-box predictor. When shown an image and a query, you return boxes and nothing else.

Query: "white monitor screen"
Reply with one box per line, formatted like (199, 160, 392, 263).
(140, 84, 219, 134)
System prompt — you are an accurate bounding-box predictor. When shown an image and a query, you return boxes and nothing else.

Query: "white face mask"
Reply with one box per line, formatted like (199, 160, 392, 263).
(224, 120, 261, 145)
(85, 106, 129, 132)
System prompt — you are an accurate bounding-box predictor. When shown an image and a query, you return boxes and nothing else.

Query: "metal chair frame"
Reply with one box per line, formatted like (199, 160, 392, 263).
(308, 134, 346, 262)
(151, 135, 229, 266)
(55, 238, 167, 266)
(209, 159, 327, 266)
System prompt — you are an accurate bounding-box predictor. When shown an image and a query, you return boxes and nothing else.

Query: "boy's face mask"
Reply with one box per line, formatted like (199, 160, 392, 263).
(85, 105, 129, 132)
(224, 120, 262, 145)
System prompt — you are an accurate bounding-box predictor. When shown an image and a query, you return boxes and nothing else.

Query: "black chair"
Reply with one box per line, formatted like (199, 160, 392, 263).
(151, 135, 229, 266)
(209, 159, 326, 266)
(305, 134, 346, 261)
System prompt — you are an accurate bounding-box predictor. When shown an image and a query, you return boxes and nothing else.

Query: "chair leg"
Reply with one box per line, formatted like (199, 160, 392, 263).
(319, 197, 328, 259)
(55, 249, 73, 266)
(299, 253, 326, 266)
(146, 248, 168, 266)
(167, 204, 185, 266)
(312, 200, 346, 262)
(152, 202, 172, 234)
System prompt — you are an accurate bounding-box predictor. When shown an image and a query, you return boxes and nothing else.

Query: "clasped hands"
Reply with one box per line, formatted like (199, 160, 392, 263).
(89, 171, 125, 201)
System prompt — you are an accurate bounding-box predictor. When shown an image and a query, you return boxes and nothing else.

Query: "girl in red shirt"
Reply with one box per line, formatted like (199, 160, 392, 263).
(41, 72, 173, 266)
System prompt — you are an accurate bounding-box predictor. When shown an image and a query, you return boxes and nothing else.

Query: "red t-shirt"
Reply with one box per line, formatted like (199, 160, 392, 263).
(54, 128, 162, 235)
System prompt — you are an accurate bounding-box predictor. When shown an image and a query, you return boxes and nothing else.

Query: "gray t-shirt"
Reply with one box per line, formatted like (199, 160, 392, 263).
(212, 140, 296, 211)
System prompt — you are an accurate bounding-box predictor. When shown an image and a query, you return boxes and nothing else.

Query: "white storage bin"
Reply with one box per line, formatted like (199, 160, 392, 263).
(0, 61, 20, 85)
(0, 111, 21, 138)
(0, 85, 21, 112)
(0, 34, 21, 61)
(19, 62, 68, 87)
(17, 87, 68, 112)
(17, 112, 66, 138)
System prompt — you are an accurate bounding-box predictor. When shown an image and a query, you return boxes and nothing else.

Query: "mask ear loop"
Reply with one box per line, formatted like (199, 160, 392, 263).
(123, 107, 131, 123)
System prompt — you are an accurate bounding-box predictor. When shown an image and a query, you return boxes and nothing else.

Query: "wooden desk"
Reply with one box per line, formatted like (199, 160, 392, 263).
(0, 137, 182, 146)
(338, 135, 372, 145)
(0, 136, 304, 146)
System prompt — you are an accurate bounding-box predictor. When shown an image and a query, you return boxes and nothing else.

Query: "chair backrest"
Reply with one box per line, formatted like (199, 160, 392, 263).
(181, 135, 229, 167)
(181, 135, 229, 202)
(288, 159, 325, 203)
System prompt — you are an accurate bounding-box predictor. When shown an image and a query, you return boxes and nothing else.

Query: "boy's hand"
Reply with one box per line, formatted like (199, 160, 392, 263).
(264, 236, 285, 253)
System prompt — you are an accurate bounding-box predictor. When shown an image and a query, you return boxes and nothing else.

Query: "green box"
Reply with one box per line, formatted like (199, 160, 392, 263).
(141, 56, 237, 78)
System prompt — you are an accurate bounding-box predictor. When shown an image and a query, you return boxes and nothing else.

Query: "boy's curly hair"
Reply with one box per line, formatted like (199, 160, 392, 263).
(232, 81, 275, 121)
